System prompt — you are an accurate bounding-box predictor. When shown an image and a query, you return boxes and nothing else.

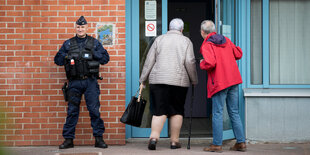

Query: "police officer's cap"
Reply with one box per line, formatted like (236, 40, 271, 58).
(76, 16, 87, 25)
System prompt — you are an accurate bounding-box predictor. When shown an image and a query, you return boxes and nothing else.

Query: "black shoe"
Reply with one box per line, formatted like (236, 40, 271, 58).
(148, 138, 157, 150)
(95, 136, 108, 149)
(59, 138, 74, 149)
(170, 142, 181, 149)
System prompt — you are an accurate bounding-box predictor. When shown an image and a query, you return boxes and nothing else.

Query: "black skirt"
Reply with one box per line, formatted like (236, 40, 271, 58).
(149, 84, 188, 117)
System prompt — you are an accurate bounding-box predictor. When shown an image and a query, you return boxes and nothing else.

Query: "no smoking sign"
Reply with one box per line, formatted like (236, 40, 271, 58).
(145, 21, 157, 37)
(147, 23, 155, 31)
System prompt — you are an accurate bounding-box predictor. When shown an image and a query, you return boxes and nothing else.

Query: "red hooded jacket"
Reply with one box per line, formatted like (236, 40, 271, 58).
(200, 32, 243, 98)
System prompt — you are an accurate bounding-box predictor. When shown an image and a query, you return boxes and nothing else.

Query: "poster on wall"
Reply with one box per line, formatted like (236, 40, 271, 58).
(96, 23, 115, 46)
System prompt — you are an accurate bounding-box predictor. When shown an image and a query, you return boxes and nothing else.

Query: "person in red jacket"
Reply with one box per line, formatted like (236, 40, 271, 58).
(199, 20, 246, 152)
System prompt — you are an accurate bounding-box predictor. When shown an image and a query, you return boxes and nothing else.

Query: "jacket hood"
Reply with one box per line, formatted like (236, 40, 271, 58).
(206, 32, 226, 46)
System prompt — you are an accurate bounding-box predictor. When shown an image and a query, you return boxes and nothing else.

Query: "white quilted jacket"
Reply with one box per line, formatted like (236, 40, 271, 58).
(139, 30, 198, 87)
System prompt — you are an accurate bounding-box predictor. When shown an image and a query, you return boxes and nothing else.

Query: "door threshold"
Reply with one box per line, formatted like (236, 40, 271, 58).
(126, 137, 213, 144)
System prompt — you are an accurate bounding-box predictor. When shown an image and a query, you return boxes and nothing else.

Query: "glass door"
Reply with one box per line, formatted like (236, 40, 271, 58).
(127, 0, 168, 138)
(215, 0, 236, 140)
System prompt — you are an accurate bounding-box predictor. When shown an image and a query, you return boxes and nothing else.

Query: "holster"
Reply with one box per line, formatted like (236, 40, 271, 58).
(62, 82, 69, 101)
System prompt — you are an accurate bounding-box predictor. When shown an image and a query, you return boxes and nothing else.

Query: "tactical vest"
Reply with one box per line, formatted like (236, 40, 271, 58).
(64, 36, 100, 80)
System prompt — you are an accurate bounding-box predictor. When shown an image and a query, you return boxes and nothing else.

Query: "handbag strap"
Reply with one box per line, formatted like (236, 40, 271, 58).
(135, 87, 144, 102)
(134, 88, 143, 97)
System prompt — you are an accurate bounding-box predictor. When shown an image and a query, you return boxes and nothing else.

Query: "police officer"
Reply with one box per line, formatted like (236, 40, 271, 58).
(54, 16, 109, 149)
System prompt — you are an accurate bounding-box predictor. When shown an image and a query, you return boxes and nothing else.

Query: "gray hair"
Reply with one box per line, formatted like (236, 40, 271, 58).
(201, 20, 216, 34)
(169, 18, 184, 31)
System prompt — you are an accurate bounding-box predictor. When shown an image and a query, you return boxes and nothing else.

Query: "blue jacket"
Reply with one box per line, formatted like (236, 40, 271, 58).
(54, 35, 109, 66)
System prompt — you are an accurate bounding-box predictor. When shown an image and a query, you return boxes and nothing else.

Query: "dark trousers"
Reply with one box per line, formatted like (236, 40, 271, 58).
(62, 78, 105, 139)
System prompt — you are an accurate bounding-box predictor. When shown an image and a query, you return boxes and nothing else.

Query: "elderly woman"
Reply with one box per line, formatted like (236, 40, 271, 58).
(139, 18, 198, 150)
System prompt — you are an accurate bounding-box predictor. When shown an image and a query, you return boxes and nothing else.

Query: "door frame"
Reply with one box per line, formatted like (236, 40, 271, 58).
(125, 0, 168, 138)
(125, 0, 246, 139)
(216, 0, 247, 140)
(216, 0, 235, 140)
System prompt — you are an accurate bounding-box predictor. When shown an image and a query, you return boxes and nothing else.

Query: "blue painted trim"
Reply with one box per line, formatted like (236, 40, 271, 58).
(246, 0, 251, 88)
(266, 85, 310, 88)
(216, 0, 237, 140)
(262, 0, 269, 88)
(125, 0, 144, 139)
(161, 0, 168, 137)
(240, 0, 248, 137)
(125, 0, 132, 139)
(241, 0, 247, 89)
(132, 127, 151, 137)
(130, 0, 143, 137)
(247, 85, 264, 88)
(161, 120, 168, 137)
(132, 0, 140, 94)
(217, 0, 220, 33)
(233, 0, 246, 140)
(162, 0, 168, 34)
(247, 0, 310, 89)
(223, 129, 235, 140)
(130, 0, 169, 138)
(247, 84, 310, 88)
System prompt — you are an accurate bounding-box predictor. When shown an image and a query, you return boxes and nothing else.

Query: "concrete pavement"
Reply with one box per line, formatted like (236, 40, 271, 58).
(3, 138, 310, 155)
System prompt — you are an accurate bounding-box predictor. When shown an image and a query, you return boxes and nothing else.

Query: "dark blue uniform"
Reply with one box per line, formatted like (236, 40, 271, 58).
(54, 35, 109, 139)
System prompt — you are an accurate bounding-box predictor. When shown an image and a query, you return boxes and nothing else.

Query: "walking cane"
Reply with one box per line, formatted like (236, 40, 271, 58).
(187, 84, 195, 149)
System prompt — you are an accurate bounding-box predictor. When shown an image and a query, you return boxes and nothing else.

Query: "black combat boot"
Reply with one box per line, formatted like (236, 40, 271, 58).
(59, 138, 74, 149)
(95, 136, 108, 148)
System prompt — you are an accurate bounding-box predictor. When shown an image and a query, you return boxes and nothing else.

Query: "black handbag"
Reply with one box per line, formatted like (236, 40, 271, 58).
(120, 89, 147, 127)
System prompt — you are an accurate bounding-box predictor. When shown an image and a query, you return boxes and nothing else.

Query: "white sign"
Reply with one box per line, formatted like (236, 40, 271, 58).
(145, 1, 156, 20)
(145, 21, 157, 37)
(222, 25, 231, 40)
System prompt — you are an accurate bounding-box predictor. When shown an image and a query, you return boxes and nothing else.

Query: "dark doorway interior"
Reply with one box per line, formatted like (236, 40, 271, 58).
(168, 0, 215, 137)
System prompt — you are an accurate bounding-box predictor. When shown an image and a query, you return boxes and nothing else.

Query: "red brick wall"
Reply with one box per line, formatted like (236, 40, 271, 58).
(0, 0, 126, 146)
